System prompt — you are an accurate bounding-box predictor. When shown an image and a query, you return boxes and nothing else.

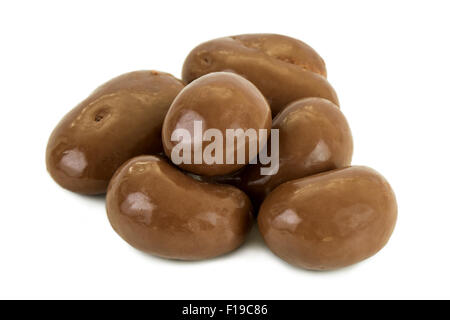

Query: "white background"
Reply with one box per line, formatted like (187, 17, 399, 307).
(1, 0, 449, 300)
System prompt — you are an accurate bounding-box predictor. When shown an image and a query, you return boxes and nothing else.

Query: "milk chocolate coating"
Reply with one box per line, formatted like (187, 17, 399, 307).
(106, 155, 253, 260)
(241, 97, 353, 206)
(182, 34, 338, 115)
(46, 70, 184, 195)
(162, 72, 272, 176)
(258, 166, 397, 270)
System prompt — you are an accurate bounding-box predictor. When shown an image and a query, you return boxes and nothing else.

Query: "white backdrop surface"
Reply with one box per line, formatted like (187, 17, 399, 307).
(0, 0, 449, 299)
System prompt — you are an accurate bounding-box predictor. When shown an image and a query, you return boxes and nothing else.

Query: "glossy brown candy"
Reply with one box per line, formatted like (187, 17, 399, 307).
(106, 155, 253, 260)
(162, 72, 272, 176)
(258, 166, 397, 270)
(241, 98, 353, 206)
(182, 34, 338, 115)
(46, 70, 184, 195)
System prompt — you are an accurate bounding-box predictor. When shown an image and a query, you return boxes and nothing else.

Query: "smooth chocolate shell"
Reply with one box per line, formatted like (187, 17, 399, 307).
(162, 72, 271, 176)
(241, 97, 353, 206)
(46, 70, 184, 194)
(258, 166, 397, 270)
(106, 155, 253, 260)
(182, 34, 338, 115)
